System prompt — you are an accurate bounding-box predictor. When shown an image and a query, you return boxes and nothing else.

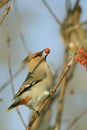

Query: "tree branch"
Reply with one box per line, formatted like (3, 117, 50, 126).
(68, 108, 87, 130)
(54, 48, 69, 130)
(42, 0, 62, 25)
(0, 5, 11, 25)
(7, 37, 26, 128)
(13, 0, 29, 54)
(0, 0, 9, 8)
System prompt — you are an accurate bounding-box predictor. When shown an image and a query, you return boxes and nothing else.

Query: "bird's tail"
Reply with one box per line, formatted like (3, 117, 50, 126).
(7, 95, 31, 112)
(6, 101, 20, 112)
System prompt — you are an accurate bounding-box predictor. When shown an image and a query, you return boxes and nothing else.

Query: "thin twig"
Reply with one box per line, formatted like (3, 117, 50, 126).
(68, 108, 87, 130)
(0, 5, 11, 25)
(0, 0, 30, 92)
(66, 62, 77, 82)
(54, 48, 69, 130)
(0, 98, 2, 103)
(26, 55, 75, 130)
(65, 0, 71, 13)
(7, 38, 15, 95)
(72, 0, 80, 13)
(0, 65, 25, 92)
(7, 37, 26, 128)
(0, 0, 9, 8)
(13, 0, 29, 54)
(42, 0, 62, 25)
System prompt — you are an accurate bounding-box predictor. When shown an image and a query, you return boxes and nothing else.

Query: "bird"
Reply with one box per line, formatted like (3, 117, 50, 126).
(7, 48, 53, 112)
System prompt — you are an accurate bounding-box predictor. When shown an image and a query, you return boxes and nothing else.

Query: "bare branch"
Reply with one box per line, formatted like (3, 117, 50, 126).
(7, 37, 26, 128)
(68, 108, 87, 130)
(0, 0, 31, 92)
(0, 5, 12, 25)
(42, 0, 62, 25)
(54, 48, 69, 130)
(13, 0, 29, 54)
(0, 98, 2, 103)
(0, 0, 9, 8)
(0, 65, 25, 92)
(72, 0, 80, 13)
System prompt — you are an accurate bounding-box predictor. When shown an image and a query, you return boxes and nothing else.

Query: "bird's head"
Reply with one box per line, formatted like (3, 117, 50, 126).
(22, 48, 50, 64)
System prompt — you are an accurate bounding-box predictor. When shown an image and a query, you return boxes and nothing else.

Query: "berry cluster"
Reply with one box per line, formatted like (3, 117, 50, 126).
(75, 47, 87, 70)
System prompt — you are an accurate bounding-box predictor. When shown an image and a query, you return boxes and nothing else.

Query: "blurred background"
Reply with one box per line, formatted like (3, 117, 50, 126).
(0, 0, 87, 130)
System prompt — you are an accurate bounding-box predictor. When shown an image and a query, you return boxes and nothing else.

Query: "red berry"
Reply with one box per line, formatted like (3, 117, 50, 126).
(75, 56, 81, 62)
(80, 60, 85, 65)
(69, 89, 75, 95)
(78, 48, 84, 54)
(44, 48, 50, 54)
(83, 53, 87, 59)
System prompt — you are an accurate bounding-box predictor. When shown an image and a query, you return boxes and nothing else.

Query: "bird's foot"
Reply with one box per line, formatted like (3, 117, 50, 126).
(32, 110, 40, 119)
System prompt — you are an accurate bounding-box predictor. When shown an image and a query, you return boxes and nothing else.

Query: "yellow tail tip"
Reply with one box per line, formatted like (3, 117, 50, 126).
(6, 108, 11, 112)
(6, 106, 14, 112)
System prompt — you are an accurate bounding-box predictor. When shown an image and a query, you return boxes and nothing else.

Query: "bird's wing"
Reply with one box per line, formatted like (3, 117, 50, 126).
(13, 72, 46, 99)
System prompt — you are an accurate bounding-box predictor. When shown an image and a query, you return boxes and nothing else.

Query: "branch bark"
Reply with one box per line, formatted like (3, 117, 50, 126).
(0, 5, 11, 25)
